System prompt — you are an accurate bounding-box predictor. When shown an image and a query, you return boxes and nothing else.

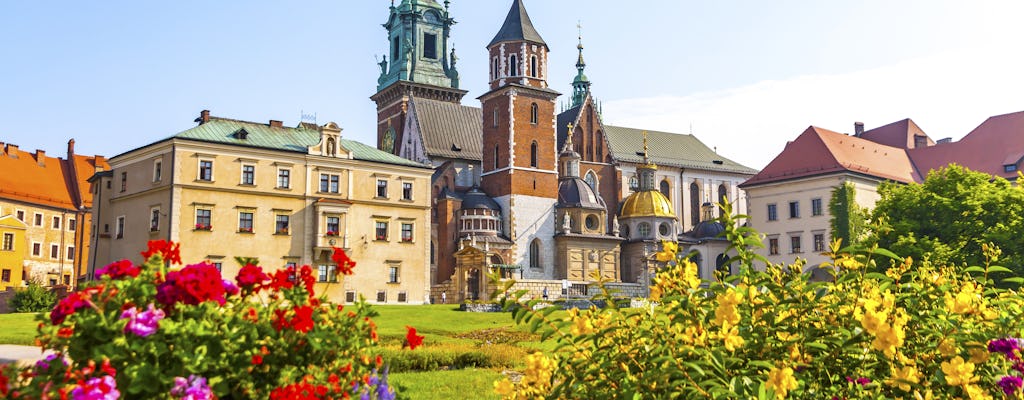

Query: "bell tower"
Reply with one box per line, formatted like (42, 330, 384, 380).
(480, 0, 560, 278)
(371, 0, 468, 155)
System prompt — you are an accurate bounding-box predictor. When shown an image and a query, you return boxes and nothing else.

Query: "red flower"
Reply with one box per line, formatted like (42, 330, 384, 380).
(0, 365, 8, 396)
(50, 291, 94, 325)
(155, 262, 226, 307)
(290, 305, 315, 333)
(405, 326, 424, 350)
(331, 248, 357, 276)
(95, 260, 140, 280)
(298, 265, 315, 295)
(236, 264, 269, 292)
(273, 309, 289, 331)
(141, 240, 182, 265)
(244, 307, 258, 322)
(268, 267, 295, 291)
(57, 327, 74, 338)
(251, 355, 263, 365)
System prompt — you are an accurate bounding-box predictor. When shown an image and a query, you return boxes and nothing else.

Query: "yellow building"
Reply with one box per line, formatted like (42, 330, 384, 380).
(89, 111, 434, 304)
(0, 215, 28, 291)
(0, 140, 106, 288)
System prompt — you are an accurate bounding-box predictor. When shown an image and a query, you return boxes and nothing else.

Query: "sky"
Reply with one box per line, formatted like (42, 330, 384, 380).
(1, 1, 1022, 169)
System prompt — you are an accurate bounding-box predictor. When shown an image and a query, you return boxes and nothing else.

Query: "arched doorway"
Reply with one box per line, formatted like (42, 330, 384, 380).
(467, 268, 481, 301)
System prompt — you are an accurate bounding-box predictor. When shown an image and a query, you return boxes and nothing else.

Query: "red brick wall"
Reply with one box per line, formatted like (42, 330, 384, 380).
(376, 99, 407, 155)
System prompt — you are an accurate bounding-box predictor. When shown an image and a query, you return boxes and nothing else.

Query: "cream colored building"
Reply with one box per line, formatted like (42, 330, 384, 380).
(90, 111, 433, 304)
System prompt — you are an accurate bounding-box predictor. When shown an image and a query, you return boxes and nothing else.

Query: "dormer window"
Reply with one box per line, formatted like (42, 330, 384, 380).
(233, 128, 249, 140)
(1006, 164, 1018, 173)
(423, 33, 437, 59)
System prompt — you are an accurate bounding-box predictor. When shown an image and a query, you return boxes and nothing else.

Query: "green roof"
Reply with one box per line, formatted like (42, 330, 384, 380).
(603, 126, 757, 175)
(171, 118, 429, 169)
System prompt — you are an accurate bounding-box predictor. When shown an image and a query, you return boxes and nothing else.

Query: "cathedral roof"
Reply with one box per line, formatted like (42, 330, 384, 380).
(409, 98, 483, 161)
(557, 178, 605, 210)
(488, 0, 547, 49)
(619, 190, 674, 219)
(686, 220, 726, 240)
(603, 126, 756, 175)
(461, 187, 501, 211)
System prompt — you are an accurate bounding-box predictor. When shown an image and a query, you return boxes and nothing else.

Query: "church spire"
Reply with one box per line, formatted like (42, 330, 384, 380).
(570, 22, 591, 109)
(489, 0, 547, 48)
(637, 131, 658, 191)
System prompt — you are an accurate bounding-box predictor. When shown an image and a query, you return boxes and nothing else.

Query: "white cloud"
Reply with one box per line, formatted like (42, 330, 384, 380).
(602, 45, 1024, 170)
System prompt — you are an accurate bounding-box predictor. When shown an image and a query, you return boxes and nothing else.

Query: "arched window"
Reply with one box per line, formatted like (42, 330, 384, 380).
(530, 103, 538, 124)
(509, 54, 519, 76)
(530, 55, 538, 78)
(596, 134, 603, 161)
(530, 239, 541, 269)
(637, 222, 651, 238)
(690, 182, 701, 227)
(530, 141, 538, 168)
(584, 171, 597, 189)
(494, 145, 500, 169)
(660, 180, 671, 201)
(430, 242, 436, 264)
(718, 184, 728, 217)
(492, 58, 499, 79)
(690, 251, 704, 275)
(629, 176, 639, 192)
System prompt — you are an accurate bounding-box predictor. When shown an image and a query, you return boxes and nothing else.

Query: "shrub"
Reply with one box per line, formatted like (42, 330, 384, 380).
(1, 240, 417, 399)
(9, 281, 57, 313)
(495, 203, 1024, 399)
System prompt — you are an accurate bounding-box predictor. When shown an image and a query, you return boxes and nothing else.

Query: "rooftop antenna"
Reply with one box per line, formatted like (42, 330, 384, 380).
(300, 110, 318, 125)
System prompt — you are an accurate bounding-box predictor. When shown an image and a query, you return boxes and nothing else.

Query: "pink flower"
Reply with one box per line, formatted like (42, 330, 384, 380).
(51, 291, 93, 325)
(120, 304, 165, 337)
(235, 264, 269, 291)
(170, 375, 214, 400)
(95, 260, 140, 280)
(70, 375, 120, 400)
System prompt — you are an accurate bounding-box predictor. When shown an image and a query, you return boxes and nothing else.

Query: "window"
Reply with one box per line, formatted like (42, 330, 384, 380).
(319, 174, 340, 193)
(423, 33, 437, 59)
(68, 218, 76, 232)
(638, 222, 651, 238)
(241, 165, 255, 185)
(318, 265, 337, 283)
(813, 234, 826, 252)
(326, 217, 340, 236)
(33, 213, 42, 227)
(153, 160, 162, 182)
(15, 210, 24, 222)
(198, 160, 213, 181)
(150, 208, 160, 232)
(212, 263, 223, 273)
(401, 223, 413, 242)
(120, 171, 127, 192)
(1, 233, 12, 251)
(914, 135, 928, 148)
(375, 221, 389, 241)
(116, 216, 125, 239)
(789, 201, 800, 219)
(275, 215, 289, 235)
(67, 246, 75, 261)
(509, 54, 519, 76)
(689, 182, 701, 227)
(629, 176, 638, 191)
(530, 103, 538, 124)
(791, 236, 802, 253)
(1, 269, 9, 283)
(530, 55, 538, 78)
(530, 141, 538, 168)
(388, 266, 400, 283)
(660, 181, 671, 201)
(659, 222, 671, 236)
(238, 212, 254, 233)
(529, 239, 541, 269)
(376, 291, 387, 303)
(277, 169, 291, 189)
(402, 182, 413, 200)
(377, 179, 388, 198)
(492, 57, 499, 79)
(50, 244, 59, 259)
(492, 109, 498, 128)
(718, 184, 728, 217)
(493, 145, 500, 169)
(52, 216, 61, 230)
(769, 238, 779, 255)
(32, 242, 41, 256)
(767, 204, 778, 221)
(195, 210, 212, 230)
(584, 171, 597, 189)
(1005, 164, 1018, 173)
(398, 291, 408, 303)
(392, 36, 400, 60)
(811, 198, 823, 216)
(346, 291, 356, 303)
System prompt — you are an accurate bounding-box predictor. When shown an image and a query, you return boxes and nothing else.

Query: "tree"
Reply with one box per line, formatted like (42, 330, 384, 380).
(10, 281, 58, 313)
(829, 182, 869, 247)
(868, 164, 1024, 277)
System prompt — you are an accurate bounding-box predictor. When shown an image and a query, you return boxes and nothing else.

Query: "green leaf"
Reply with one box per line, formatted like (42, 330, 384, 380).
(988, 265, 1012, 273)
(964, 266, 986, 274)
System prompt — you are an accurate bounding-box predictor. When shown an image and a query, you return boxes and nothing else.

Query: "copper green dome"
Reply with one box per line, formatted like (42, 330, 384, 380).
(620, 190, 675, 218)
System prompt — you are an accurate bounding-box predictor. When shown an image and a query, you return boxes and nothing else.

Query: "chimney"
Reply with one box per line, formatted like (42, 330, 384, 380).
(94, 156, 106, 172)
(269, 120, 283, 128)
(35, 150, 46, 166)
(67, 139, 76, 157)
(197, 110, 211, 125)
(937, 137, 952, 144)
(5, 144, 18, 158)
(854, 122, 865, 137)
(0, 142, 4, 157)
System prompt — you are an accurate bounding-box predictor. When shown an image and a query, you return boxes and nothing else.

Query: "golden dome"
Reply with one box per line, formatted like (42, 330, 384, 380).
(620, 190, 675, 218)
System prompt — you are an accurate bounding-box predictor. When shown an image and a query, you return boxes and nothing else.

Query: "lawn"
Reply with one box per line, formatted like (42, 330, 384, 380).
(0, 305, 560, 398)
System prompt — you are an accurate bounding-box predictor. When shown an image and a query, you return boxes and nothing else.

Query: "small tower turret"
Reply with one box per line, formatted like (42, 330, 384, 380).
(570, 24, 591, 109)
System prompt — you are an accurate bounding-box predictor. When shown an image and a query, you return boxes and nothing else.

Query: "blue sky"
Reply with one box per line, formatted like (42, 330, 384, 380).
(2, 1, 1022, 168)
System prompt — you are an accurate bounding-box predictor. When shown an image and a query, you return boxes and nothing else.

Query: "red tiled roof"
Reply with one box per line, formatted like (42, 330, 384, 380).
(741, 126, 919, 188)
(909, 110, 1024, 180)
(859, 118, 934, 149)
(0, 143, 106, 210)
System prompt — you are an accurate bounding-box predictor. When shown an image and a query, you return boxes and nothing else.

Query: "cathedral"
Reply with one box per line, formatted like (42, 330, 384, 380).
(370, 0, 756, 301)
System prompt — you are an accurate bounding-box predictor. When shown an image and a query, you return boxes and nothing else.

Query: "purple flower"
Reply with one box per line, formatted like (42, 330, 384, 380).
(120, 304, 165, 337)
(999, 375, 1023, 396)
(845, 376, 871, 386)
(222, 279, 240, 296)
(170, 375, 214, 400)
(70, 375, 119, 400)
(989, 337, 1023, 360)
(35, 353, 67, 372)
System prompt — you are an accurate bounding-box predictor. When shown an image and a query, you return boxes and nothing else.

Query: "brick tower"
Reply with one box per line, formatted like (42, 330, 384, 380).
(479, 0, 560, 278)
(371, 0, 467, 155)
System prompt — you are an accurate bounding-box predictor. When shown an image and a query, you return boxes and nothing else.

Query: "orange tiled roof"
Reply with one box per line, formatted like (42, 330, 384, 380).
(909, 110, 1024, 180)
(0, 142, 107, 210)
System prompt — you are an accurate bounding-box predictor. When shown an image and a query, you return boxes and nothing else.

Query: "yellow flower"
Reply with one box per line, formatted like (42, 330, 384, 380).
(940, 356, 976, 386)
(888, 365, 920, 392)
(766, 366, 798, 399)
(722, 325, 745, 351)
(654, 240, 678, 262)
(963, 383, 993, 400)
(938, 338, 958, 357)
(861, 309, 888, 335)
(493, 378, 514, 396)
(835, 255, 861, 270)
(946, 284, 978, 315)
(522, 352, 556, 390)
(968, 347, 990, 364)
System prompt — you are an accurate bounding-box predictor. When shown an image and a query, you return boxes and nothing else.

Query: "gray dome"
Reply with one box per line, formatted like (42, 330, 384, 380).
(690, 220, 726, 239)
(558, 178, 605, 210)
(462, 187, 501, 210)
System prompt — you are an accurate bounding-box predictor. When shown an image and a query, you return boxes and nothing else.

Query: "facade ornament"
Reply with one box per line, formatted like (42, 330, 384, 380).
(562, 212, 572, 234)
(612, 216, 620, 235)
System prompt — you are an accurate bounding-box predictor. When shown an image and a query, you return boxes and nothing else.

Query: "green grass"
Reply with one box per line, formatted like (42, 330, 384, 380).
(0, 313, 42, 345)
(390, 368, 504, 400)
